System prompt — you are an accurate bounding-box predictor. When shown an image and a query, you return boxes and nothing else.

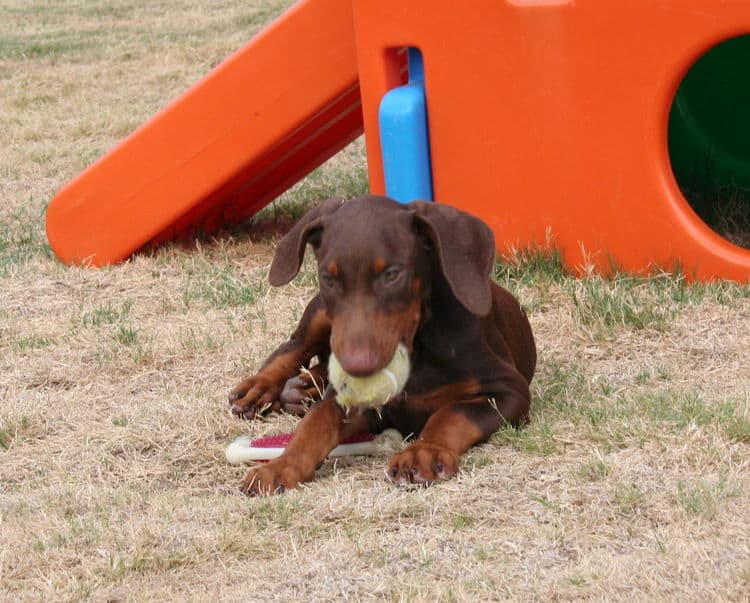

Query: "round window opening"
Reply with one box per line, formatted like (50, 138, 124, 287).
(668, 34, 750, 249)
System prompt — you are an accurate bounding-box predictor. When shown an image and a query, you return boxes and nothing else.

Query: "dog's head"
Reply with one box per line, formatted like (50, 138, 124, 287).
(269, 195, 495, 376)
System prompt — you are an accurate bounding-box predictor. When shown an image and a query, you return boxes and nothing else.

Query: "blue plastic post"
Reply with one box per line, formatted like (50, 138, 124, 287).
(378, 48, 434, 203)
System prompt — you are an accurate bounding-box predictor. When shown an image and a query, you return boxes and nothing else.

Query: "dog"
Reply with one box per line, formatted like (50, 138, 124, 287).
(228, 195, 536, 495)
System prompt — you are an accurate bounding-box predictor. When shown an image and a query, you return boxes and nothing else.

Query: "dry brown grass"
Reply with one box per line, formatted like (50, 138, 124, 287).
(2, 2, 750, 601)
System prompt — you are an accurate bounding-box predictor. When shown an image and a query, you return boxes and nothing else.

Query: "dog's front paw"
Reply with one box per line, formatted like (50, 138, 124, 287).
(240, 460, 305, 496)
(278, 371, 325, 415)
(387, 442, 459, 486)
(228, 375, 282, 419)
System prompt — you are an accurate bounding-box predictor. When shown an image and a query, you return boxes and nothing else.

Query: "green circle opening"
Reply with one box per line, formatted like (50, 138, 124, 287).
(668, 34, 750, 249)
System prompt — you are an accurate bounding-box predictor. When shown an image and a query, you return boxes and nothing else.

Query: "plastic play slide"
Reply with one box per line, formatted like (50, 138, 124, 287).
(46, 0, 361, 266)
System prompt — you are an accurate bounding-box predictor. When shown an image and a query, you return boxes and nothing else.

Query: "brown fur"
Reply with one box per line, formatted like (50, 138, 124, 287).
(229, 195, 536, 495)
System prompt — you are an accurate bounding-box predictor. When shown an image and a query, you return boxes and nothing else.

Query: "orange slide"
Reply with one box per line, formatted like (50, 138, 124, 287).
(46, 0, 360, 266)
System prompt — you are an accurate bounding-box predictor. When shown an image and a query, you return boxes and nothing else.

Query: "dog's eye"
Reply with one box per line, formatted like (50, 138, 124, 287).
(382, 267, 402, 284)
(320, 273, 336, 288)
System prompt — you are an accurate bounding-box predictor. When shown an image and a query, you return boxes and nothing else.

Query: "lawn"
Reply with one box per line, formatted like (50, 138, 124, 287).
(1, 1, 749, 600)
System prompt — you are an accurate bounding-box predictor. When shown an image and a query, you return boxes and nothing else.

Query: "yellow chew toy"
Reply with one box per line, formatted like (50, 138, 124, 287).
(328, 343, 410, 409)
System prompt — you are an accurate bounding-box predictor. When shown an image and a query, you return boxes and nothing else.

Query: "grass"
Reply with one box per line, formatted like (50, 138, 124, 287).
(182, 263, 268, 308)
(81, 300, 134, 327)
(1, 1, 749, 601)
(577, 458, 611, 481)
(0, 206, 54, 273)
(675, 473, 741, 519)
(612, 482, 645, 515)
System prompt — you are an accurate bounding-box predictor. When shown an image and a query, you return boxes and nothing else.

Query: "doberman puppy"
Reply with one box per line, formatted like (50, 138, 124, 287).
(229, 195, 536, 495)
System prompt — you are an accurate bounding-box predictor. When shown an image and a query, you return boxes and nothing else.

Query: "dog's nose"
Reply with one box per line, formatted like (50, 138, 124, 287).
(338, 347, 380, 377)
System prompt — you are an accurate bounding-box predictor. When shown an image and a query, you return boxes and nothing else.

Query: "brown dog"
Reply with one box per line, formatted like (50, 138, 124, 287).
(229, 195, 536, 495)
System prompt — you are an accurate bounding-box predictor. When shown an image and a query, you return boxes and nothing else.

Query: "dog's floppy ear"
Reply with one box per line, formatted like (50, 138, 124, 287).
(269, 197, 345, 286)
(411, 201, 495, 316)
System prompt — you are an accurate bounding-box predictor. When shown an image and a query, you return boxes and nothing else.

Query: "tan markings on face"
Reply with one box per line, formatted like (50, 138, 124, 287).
(327, 261, 339, 277)
(411, 277, 422, 295)
(304, 307, 333, 347)
(373, 257, 387, 274)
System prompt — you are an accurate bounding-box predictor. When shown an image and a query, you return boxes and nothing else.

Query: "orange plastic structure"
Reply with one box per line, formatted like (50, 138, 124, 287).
(353, 0, 750, 281)
(46, 0, 361, 266)
(48, 0, 750, 281)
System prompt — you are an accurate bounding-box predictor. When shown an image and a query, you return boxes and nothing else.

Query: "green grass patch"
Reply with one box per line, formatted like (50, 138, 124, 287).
(567, 574, 590, 587)
(495, 246, 568, 289)
(533, 359, 595, 414)
(14, 334, 54, 351)
(675, 473, 741, 519)
(0, 416, 33, 450)
(640, 390, 738, 429)
(248, 497, 301, 530)
(565, 275, 676, 333)
(449, 512, 474, 531)
(0, 206, 53, 272)
(105, 547, 197, 581)
(612, 482, 645, 515)
(114, 325, 139, 347)
(0, 424, 13, 450)
(82, 300, 134, 327)
(110, 324, 153, 364)
(182, 263, 267, 308)
(178, 326, 220, 354)
(576, 459, 611, 481)
(0, 30, 102, 60)
(494, 246, 567, 312)
(111, 415, 129, 427)
(496, 248, 748, 339)
(724, 415, 750, 443)
(493, 423, 559, 456)
(526, 355, 748, 450)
